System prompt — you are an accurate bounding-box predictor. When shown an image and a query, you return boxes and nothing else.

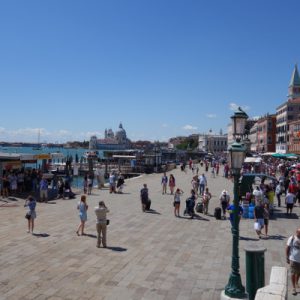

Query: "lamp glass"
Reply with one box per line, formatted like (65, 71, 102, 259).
(228, 143, 246, 171)
(231, 150, 245, 170)
(231, 115, 247, 136)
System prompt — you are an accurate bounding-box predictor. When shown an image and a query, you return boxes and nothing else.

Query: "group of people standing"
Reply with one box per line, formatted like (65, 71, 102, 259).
(75, 195, 109, 248)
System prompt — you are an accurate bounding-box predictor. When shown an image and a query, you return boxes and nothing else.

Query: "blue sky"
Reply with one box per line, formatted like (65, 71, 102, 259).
(0, 0, 300, 143)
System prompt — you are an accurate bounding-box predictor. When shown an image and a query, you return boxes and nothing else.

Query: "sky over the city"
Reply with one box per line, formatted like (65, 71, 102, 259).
(0, 0, 300, 143)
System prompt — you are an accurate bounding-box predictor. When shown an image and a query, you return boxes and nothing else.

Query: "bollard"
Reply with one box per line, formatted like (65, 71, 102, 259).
(244, 244, 267, 300)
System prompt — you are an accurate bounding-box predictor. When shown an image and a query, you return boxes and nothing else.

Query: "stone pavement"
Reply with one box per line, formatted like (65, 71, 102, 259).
(0, 165, 299, 300)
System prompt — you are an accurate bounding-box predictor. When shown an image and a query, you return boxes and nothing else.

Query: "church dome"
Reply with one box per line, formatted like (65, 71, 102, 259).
(115, 123, 127, 143)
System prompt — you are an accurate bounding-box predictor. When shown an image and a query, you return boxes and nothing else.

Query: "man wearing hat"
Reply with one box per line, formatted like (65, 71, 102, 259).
(219, 190, 230, 219)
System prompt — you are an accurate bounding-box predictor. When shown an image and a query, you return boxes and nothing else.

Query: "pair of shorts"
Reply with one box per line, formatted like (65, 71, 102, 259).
(290, 261, 300, 276)
(264, 219, 269, 226)
(287, 203, 294, 210)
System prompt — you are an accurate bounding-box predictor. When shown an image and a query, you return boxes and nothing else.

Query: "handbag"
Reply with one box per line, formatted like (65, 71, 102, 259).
(106, 219, 110, 225)
(25, 212, 31, 220)
(254, 221, 261, 231)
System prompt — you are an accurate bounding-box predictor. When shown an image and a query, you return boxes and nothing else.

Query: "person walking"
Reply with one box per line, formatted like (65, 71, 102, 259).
(76, 195, 88, 236)
(95, 201, 109, 248)
(211, 166, 216, 178)
(161, 173, 168, 194)
(286, 228, 300, 295)
(87, 174, 93, 195)
(24, 195, 37, 234)
(219, 190, 230, 219)
(173, 188, 183, 217)
(2, 175, 10, 198)
(253, 186, 263, 205)
(198, 174, 207, 196)
(109, 172, 116, 193)
(39, 177, 48, 203)
(254, 201, 264, 239)
(191, 176, 199, 194)
(203, 187, 212, 215)
(275, 182, 282, 207)
(227, 202, 243, 227)
(286, 191, 296, 215)
(83, 175, 88, 194)
(263, 203, 270, 237)
(117, 174, 125, 193)
(169, 174, 176, 195)
(140, 184, 150, 212)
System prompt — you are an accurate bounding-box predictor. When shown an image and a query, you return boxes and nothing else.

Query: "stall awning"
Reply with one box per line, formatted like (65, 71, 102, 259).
(0, 152, 20, 160)
(34, 154, 51, 160)
(244, 157, 262, 163)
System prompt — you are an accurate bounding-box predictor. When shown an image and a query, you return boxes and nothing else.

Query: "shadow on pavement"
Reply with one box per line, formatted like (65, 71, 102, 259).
(83, 233, 97, 238)
(273, 212, 299, 220)
(116, 192, 131, 195)
(6, 197, 19, 201)
(240, 236, 259, 241)
(32, 233, 50, 238)
(145, 209, 161, 215)
(106, 246, 127, 252)
(180, 214, 209, 221)
(264, 234, 286, 240)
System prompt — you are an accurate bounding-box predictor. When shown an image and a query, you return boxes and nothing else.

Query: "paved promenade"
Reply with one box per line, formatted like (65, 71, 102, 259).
(0, 165, 299, 300)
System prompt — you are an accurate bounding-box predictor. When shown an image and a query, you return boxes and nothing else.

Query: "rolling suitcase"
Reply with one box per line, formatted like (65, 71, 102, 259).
(214, 207, 222, 220)
(196, 202, 203, 213)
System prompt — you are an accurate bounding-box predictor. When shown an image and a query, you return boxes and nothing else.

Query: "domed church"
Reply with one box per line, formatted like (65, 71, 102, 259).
(89, 123, 131, 150)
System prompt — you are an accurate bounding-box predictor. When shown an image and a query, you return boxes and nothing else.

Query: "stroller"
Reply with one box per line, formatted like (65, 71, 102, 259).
(184, 197, 195, 218)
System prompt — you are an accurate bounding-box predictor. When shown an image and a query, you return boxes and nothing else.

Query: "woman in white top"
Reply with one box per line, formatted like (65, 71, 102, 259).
(173, 188, 183, 217)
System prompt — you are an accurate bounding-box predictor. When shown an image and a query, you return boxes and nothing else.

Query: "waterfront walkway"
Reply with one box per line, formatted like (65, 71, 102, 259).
(0, 165, 298, 299)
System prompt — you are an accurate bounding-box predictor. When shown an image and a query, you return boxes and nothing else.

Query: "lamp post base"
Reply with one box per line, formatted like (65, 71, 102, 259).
(224, 272, 246, 299)
(220, 290, 248, 300)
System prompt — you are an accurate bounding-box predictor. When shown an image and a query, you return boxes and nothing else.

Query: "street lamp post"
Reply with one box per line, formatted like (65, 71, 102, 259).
(224, 107, 248, 299)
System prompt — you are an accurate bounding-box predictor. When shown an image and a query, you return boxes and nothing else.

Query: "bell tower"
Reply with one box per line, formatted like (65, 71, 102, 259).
(288, 64, 300, 99)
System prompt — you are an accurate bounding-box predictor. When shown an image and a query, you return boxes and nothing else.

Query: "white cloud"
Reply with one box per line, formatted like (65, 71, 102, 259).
(206, 114, 217, 118)
(183, 125, 198, 131)
(0, 127, 99, 143)
(229, 102, 250, 112)
(161, 123, 168, 128)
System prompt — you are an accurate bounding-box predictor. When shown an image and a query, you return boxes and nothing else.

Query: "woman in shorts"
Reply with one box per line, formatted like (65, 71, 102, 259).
(24, 196, 37, 234)
(173, 188, 183, 217)
(76, 195, 88, 236)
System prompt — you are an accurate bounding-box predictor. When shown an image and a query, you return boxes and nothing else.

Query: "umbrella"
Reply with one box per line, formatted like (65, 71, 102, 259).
(271, 153, 286, 159)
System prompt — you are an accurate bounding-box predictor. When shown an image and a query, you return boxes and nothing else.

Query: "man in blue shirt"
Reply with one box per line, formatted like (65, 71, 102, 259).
(227, 203, 243, 226)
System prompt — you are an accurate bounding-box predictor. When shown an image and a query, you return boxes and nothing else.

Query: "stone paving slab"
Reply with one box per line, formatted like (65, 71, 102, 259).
(0, 165, 299, 299)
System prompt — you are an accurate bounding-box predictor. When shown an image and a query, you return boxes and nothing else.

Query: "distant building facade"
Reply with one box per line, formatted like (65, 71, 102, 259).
(288, 120, 300, 154)
(256, 114, 276, 153)
(248, 122, 258, 152)
(198, 133, 227, 153)
(276, 65, 300, 153)
(89, 123, 131, 150)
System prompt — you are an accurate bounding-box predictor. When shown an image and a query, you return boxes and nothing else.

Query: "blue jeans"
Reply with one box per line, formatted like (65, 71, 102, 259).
(199, 184, 205, 195)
